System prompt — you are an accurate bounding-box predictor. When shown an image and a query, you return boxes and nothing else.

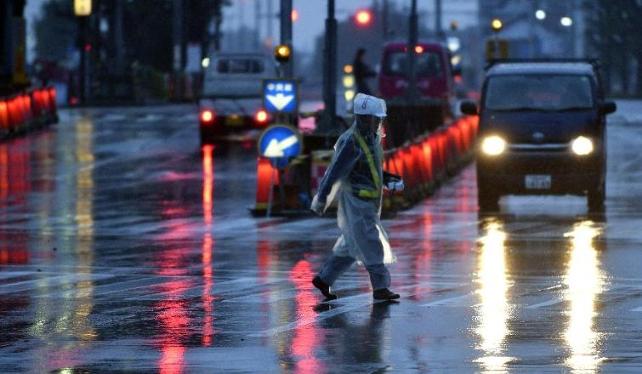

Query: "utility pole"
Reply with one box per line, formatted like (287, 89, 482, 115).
(435, 0, 444, 41)
(321, 0, 337, 134)
(267, 0, 274, 48)
(255, 0, 261, 50)
(113, 0, 124, 74)
(213, 0, 223, 51)
(172, 0, 184, 72)
(405, 0, 418, 103)
(239, 0, 245, 51)
(382, 0, 389, 41)
(279, 0, 293, 77)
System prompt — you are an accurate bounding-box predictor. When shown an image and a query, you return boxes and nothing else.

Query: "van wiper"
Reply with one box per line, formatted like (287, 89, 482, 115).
(553, 106, 593, 111)
(492, 106, 548, 112)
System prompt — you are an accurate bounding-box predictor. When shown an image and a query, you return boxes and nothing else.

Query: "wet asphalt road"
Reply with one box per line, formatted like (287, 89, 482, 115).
(1, 102, 642, 373)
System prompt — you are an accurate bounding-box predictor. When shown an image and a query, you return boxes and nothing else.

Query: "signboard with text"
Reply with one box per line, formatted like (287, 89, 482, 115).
(263, 79, 298, 114)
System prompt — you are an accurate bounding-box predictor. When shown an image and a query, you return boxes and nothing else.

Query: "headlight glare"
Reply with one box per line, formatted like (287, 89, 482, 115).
(571, 136, 593, 156)
(481, 135, 507, 156)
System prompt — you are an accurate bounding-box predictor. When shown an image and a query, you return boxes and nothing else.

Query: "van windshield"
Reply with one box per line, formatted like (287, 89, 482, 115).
(215, 58, 265, 74)
(382, 51, 443, 77)
(485, 74, 594, 111)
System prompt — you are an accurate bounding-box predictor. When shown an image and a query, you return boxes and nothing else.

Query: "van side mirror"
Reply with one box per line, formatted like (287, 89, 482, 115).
(600, 101, 616, 115)
(460, 100, 478, 115)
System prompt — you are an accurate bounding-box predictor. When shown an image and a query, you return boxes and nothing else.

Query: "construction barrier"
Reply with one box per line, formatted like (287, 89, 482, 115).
(253, 115, 479, 216)
(0, 87, 58, 138)
(381, 115, 479, 211)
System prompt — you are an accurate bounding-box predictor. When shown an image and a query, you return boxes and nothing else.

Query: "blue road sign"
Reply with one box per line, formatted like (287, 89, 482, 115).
(258, 124, 302, 169)
(263, 79, 298, 114)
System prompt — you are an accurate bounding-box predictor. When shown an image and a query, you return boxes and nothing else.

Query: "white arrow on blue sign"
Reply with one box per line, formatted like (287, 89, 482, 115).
(258, 124, 302, 168)
(263, 79, 298, 114)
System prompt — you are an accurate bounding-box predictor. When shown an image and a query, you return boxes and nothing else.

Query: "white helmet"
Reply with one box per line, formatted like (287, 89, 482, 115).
(353, 93, 387, 118)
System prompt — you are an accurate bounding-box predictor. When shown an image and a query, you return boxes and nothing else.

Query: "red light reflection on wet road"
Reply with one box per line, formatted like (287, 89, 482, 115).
(201, 145, 215, 346)
(289, 260, 325, 374)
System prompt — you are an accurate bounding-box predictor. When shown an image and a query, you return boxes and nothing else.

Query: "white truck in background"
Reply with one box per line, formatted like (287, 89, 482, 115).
(198, 53, 276, 143)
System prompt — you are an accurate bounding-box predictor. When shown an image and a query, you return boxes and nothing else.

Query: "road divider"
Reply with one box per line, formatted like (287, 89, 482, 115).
(252, 115, 478, 216)
(0, 87, 58, 138)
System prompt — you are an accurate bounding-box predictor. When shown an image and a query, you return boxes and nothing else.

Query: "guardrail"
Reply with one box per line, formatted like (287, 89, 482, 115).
(253, 114, 478, 216)
(0, 87, 58, 138)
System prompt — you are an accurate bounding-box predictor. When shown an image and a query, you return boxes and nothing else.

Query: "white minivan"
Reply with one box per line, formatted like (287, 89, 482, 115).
(199, 53, 276, 142)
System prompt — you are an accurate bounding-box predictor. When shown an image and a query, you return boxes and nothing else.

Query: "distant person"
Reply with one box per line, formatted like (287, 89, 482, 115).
(310, 93, 404, 301)
(353, 48, 377, 95)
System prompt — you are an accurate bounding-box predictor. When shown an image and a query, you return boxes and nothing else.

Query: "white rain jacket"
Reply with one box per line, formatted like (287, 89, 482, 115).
(316, 122, 396, 265)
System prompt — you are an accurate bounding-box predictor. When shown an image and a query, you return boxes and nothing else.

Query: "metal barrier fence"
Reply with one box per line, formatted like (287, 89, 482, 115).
(0, 87, 58, 138)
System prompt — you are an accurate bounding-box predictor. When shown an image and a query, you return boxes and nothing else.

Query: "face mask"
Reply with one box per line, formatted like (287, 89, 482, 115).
(377, 120, 386, 138)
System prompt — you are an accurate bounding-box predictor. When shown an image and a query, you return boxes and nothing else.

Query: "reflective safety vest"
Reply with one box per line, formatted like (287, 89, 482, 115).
(353, 131, 382, 199)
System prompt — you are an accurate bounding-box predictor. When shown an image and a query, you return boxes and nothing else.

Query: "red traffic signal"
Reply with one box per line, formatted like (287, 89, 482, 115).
(354, 9, 373, 27)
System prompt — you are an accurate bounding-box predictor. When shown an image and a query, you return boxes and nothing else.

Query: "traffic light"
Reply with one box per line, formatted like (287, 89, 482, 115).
(354, 9, 373, 27)
(274, 44, 292, 64)
(291, 9, 299, 22)
(491, 18, 503, 33)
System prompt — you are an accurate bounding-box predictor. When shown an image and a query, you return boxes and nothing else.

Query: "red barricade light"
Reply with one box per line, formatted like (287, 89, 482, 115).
(0, 101, 9, 130)
(422, 141, 433, 181)
(255, 109, 269, 125)
(415, 45, 424, 54)
(48, 87, 57, 111)
(200, 109, 216, 125)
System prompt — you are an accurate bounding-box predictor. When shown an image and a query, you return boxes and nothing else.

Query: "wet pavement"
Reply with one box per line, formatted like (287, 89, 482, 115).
(1, 102, 642, 372)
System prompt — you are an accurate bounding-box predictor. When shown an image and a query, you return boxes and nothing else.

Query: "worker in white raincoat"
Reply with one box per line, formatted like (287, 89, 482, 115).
(310, 93, 404, 301)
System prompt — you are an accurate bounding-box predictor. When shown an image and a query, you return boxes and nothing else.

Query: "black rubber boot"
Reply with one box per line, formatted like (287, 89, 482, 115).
(312, 276, 337, 300)
(373, 288, 400, 300)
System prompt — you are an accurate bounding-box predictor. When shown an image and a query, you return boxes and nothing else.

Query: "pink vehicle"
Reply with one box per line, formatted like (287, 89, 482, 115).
(378, 42, 455, 107)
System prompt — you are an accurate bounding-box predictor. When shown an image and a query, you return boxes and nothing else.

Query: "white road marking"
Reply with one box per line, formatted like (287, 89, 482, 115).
(420, 292, 475, 307)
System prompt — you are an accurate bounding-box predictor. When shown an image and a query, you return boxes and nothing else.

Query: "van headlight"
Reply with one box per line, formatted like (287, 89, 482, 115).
(571, 136, 593, 156)
(481, 135, 507, 156)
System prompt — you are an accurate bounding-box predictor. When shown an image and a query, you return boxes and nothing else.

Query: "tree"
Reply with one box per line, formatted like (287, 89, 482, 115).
(584, 0, 642, 95)
(34, 0, 77, 64)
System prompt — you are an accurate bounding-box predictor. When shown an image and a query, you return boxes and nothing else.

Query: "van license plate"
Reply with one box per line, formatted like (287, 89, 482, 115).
(225, 115, 244, 127)
(525, 175, 551, 189)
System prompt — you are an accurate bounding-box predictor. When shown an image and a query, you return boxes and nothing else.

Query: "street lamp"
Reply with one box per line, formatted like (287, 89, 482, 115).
(490, 18, 503, 60)
(74, 0, 92, 16)
(74, 0, 92, 105)
(491, 18, 503, 33)
(561, 16, 573, 27)
(535, 9, 546, 20)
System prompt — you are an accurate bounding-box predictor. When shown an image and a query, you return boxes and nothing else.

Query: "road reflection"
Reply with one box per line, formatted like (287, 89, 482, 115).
(563, 220, 605, 373)
(317, 301, 394, 371)
(289, 260, 324, 373)
(25, 115, 97, 370)
(201, 144, 215, 346)
(0, 136, 31, 265)
(475, 218, 513, 373)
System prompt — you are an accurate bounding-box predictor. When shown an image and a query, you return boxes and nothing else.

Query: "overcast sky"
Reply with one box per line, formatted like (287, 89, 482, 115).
(224, 0, 479, 53)
(24, 0, 479, 62)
